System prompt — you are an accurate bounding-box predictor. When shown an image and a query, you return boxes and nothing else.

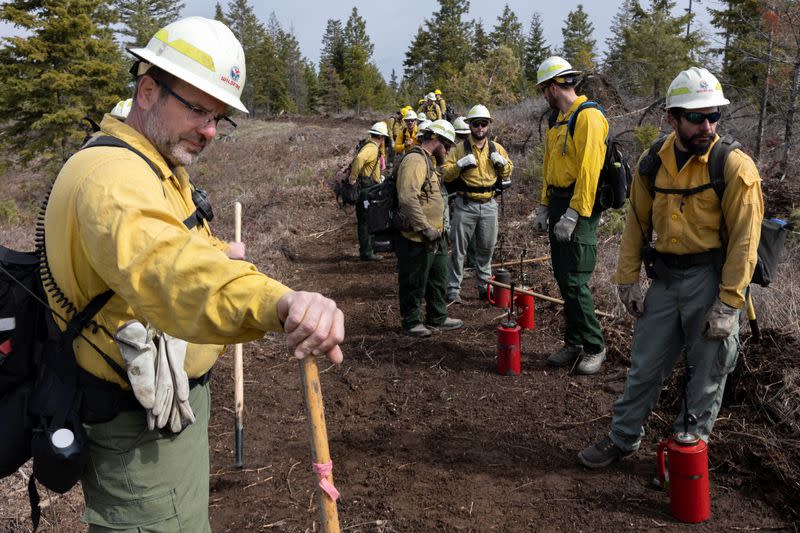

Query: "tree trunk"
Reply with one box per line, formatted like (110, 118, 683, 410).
(780, 51, 800, 179)
(755, 26, 774, 161)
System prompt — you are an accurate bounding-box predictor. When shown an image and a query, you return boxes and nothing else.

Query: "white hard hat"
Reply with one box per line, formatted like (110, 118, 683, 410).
(536, 56, 581, 86)
(128, 17, 248, 113)
(110, 98, 133, 119)
(416, 120, 432, 137)
(665, 67, 730, 109)
(404, 110, 418, 121)
(466, 104, 491, 122)
(417, 112, 427, 121)
(426, 92, 436, 101)
(452, 116, 469, 134)
(369, 121, 390, 138)
(428, 119, 456, 143)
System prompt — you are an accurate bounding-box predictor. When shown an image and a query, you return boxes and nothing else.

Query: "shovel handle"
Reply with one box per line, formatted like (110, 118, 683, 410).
(234, 202, 244, 467)
(299, 356, 340, 533)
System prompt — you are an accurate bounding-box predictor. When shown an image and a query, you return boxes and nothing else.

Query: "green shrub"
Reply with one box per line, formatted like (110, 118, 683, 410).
(0, 199, 19, 224)
(598, 201, 628, 236)
(634, 125, 661, 154)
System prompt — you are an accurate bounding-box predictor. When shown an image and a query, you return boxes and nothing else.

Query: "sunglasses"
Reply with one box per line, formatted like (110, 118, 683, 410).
(681, 110, 721, 125)
(470, 120, 489, 129)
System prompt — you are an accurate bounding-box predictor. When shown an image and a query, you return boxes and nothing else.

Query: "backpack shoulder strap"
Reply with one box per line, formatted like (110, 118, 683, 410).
(84, 135, 163, 179)
(639, 136, 668, 197)
(562, 101, 606, 155)
(708, 136, 742, 200)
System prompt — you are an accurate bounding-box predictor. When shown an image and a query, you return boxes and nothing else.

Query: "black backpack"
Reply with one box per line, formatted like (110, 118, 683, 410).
(332, 138, 372, 207)
(549, 101, 632, 211)
(366, 146, 434, 236)
(638, 136, 788, 287)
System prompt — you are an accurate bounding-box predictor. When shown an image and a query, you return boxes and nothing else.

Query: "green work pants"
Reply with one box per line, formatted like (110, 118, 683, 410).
(547, 194, 605, 354)
(81, 383, 212, 532)
(609, 263, 740, 450)
(394, 233, 448, 330)
(356, 180, 374, 258)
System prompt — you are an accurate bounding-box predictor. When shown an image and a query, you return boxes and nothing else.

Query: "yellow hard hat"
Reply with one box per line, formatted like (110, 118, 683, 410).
(434, 89, 442, 95)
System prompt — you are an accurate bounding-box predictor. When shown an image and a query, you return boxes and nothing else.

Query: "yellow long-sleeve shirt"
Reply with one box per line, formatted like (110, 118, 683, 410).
(540, 95, 608, 217)
(441, 136, 513, 202)
(349, 140, 381, 184)
(44, 115, 292, 386)
(397, 148, 444, 242)
(417, 102, 442, 121)
(614, 133, 764, 309)
(394, 125, 418, 153)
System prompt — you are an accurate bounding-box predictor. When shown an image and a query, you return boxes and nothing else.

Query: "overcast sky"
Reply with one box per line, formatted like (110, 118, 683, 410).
(1, 1, 719, 78)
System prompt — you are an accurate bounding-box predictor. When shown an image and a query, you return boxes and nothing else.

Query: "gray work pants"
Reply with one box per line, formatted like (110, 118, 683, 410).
(609, 263, 740, 451)
(447, 196, 498, 298)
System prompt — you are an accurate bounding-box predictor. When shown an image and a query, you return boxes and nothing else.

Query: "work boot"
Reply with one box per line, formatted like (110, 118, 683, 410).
(477, 287, 488, 301)
(546, 344, 582, 367)
(428, 317, 463, 331)
(360, 253, 383, 261)
(578, 436, 632, 469)
(446, 293, 462, 305)
(373, 240, 392, 253)
(405, 324, 432, 338)
(576, 347, 607, 375)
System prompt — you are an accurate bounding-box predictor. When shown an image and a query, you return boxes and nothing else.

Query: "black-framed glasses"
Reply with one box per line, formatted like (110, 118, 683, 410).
(470, 120, 489, 128)
(153, 78, 237, 129)
(681, 110, 721, 125)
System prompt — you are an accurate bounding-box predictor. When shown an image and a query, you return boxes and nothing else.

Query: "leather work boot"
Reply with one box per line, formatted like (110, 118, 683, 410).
(578, 436, 633, 469)
(546, 344, 582, 367)
(428, 317, 464, 331)
(576, 347, 607, 375)
(446, 293, 462, 305)
(405, 324, 432, 338)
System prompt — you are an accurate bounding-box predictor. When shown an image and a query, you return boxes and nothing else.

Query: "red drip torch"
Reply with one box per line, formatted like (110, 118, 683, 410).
(657, 364, 711, 523)
(496, 282, 521, 376)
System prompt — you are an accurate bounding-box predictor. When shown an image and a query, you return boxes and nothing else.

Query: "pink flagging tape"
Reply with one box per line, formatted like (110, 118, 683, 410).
(312, 461, 340, 502)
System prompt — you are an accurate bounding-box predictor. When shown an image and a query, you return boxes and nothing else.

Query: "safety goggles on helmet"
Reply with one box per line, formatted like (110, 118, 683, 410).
(154, 78, 237, 129)
(681, 110, 721, 125)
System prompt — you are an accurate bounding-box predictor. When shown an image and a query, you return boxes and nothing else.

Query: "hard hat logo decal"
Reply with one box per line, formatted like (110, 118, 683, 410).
(221, 66, 242, 90)
(230, 66, 241, 82)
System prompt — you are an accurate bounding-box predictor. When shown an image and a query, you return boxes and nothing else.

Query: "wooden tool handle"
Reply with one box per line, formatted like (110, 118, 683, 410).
(234, 202, 244, 467)
(299, 356, 340, 533)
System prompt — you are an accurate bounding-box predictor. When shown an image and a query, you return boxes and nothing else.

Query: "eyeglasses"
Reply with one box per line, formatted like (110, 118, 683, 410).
(470, 120, 489, 129)
(681, 110, 721, 125)
(153, 78, 237, 129)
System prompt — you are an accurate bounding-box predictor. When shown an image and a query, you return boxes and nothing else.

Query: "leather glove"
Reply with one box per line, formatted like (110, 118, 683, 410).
(114, 320, 157, 409)
(553, 207, 580, 242)
(163, 333, 195, 432)
(618, 283, 644, 318)
(703, 299, 738, 340)
(490, 152, 508, 167)
(420, 227, 440, 242)
(457, 154, 478, 168)
(148, 334, 174, 431)
(530, 205, 549, 231)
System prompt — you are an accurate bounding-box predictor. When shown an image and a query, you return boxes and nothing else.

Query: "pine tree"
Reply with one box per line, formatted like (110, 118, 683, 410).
(0, 0, 128, 171)
(320, 19, 346, 76)
(403, 25, 434, 93)
(224, 0, 265, 112)
(342, 7, 379, 113)
(604, 0, 638, 80)
(523, 12, 550, 85)
(473, 19, 490, 62)
(490, 5, 524, 60)
(561, 4, 597, 71)
(115, 0, 184, 47)
(389, 69, 399, 93)
(450, 45, 521, 107)
(214, 2, 227, 24)
(708, 0, 763, 94)
(303, 59, 320, 113)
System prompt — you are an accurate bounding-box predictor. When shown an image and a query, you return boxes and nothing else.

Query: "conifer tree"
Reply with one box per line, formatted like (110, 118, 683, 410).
(450, 45, 521, 106)
(604, 0, 638, 82)
(403, 26, 434, 92)
(214, 2, 227, 24)
(225, 0, 265, 113)
(115, 0, 184, 47)
(561, 4, 597, 71)
(0, 0, 128, 171)
(342, 7, 378, 112)
(490, 5, 524, 60)
(523, 12, 550, 85)
(708, 0, 763, 93)
(472, 19, 490, 63)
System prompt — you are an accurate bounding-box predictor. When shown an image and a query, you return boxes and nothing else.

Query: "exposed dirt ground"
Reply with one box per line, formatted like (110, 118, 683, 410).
(1, 116, 799, 532)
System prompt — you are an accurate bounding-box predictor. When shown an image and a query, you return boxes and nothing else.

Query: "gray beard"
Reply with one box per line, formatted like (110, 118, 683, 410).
(143, 99, 201, 167)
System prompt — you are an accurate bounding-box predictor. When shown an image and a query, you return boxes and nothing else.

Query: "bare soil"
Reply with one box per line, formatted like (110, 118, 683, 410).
(1, 116, 798, 532)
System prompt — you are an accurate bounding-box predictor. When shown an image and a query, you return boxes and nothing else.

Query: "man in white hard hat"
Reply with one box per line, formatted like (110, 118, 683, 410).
(43, 17, 344, 530)
(417, 92, 443, 121)
(395, 120, 463, 337)
(351, 122, 391, 261)
(531, 56, 608, 374)
(394, 109, 419, 156)
(442, 104, 513, 303)
(578, 67, 763, 469)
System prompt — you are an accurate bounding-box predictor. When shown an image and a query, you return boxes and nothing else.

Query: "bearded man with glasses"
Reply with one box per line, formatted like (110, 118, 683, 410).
(578, 67, 763, 469)
(441, 104, 514, 304)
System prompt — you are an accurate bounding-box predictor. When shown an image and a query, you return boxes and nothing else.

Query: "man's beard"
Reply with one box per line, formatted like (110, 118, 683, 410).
(143, 99, 207, 167)
(471, 129, 487, 140)
(433, 144, 447, 165)
(677, 128, 713, 156)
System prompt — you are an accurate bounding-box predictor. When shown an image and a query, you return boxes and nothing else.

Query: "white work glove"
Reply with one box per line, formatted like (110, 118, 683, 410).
(490, 152, 508, 167)
(420, 227, 441, 242)
(530, 205, 549, 231)
(114, 320, 157, 409)
(163, 333, 195, 432)
(703, 299, 738, 340)
(553, 207, 580, 242)
(617, 283, 645, 318)
(148, 334, 174, 430)
(457, 154, 478, 168)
